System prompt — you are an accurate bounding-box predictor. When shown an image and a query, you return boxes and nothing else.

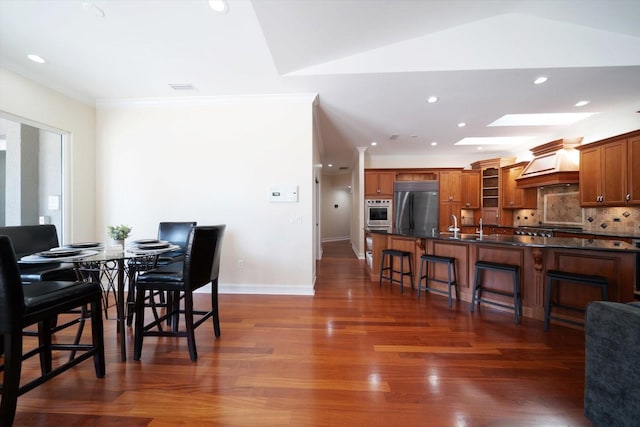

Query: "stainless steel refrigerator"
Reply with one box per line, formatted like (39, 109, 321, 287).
(393, 181, 439, 232)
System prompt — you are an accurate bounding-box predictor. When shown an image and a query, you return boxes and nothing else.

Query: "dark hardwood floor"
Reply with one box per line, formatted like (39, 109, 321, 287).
(9, 240, 591, 426)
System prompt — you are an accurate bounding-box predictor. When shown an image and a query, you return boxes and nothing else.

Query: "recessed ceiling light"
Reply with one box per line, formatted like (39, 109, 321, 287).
(455, 136, 533, 146)
(169, 83, 196, 91)
(209, 0, 229, 13)
(427, 96, 438, 104)
(82, 2, 105, 18)
(575, 100, 590, 107)
(477, 147, 483, 150)
(27, 54, 45, 64)
(328, 164, 333, 167)
(534, 76, 548, 85)
(430, 142, 438, 146)
(371, 141, 377, 146)
(488, 112, 597, 126)
(457, 122, 466, 128)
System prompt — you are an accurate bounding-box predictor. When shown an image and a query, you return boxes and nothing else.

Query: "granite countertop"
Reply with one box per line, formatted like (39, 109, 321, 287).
(450, 224, 639, 240)
(366, 228, 640, 252)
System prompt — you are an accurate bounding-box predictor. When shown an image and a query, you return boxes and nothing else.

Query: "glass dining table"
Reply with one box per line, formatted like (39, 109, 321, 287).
(21, 242, 180, 361)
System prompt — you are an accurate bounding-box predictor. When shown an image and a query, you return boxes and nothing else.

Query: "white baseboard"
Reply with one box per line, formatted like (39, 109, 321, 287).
(321, 236, 349, 243)
(352, 241, 365, 259)
(211, 283, 315, 295)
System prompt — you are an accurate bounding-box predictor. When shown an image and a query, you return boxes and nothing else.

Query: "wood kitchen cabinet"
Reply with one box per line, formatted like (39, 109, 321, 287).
(501, 162, 537, 209)
(471, 157, 516, 226)
(578, 130, 640, 206)
(461, 170, 480, 209)
(439, 169, 463, 202)
(395, 171, 438, 181)
(439, 169, 464, 231)
(439, 201, 461, 232)
(365, 170, 395, 198)
(628, 133, 640, 204)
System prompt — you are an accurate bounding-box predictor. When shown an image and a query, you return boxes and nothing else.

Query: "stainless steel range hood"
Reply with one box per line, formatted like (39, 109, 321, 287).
(515, 138, 582, 188)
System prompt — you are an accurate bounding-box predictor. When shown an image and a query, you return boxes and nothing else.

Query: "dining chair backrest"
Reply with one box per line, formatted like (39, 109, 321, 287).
(182, 225, 225, 292)
(157, 222, 197, 250)
(0, 225, 60, 258)
(0, 235, 27, 333)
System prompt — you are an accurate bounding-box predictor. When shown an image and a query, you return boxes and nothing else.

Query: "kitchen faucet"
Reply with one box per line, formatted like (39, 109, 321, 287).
(477, 218, 483, 239)
(449, 214, 460, 238)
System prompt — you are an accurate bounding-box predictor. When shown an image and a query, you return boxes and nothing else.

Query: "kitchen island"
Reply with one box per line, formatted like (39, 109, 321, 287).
(366, 227, 639, 324)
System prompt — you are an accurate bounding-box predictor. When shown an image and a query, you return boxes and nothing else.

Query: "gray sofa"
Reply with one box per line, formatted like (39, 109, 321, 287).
(584, 301, 640, 426)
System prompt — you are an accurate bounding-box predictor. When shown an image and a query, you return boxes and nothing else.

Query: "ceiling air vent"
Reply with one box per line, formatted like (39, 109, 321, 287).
(339, 166, 349, 171)
(169, 83, 196, 91)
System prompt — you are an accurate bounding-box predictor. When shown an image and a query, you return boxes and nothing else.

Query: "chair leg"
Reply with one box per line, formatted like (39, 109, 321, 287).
(544, 277, 553, 331)
(379, 254, 386, 287)
(452, 261, 459, 300)
(126, 267, 137, 326)
(470, 267, 481, 312)
(184, 292, 197, 361)
(211, 279, 221, 338)
(513, 270, 521, 324)
(90, 298, 106, 377)
(446, 263, 452, 308)
(37, 318, 53, 375)
(399, 256, 404, 294)
(0, 332, 23, 426)
(133, 286, 147, 361)
(169, 291, 180, 333)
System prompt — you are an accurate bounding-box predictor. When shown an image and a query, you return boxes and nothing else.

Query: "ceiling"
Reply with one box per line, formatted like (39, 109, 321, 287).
(1, 0, 640, 174)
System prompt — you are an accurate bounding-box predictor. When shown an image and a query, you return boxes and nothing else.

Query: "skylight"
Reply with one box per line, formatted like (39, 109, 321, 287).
(488, 112, 598, 127)
(455, 136, 533, 146)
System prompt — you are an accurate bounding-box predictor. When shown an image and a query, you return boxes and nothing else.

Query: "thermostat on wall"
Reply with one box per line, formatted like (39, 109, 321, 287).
(270, 185, 298, 202)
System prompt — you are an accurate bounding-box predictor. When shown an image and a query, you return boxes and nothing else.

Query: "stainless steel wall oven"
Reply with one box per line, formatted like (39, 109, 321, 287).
(365, 199, 392, 229)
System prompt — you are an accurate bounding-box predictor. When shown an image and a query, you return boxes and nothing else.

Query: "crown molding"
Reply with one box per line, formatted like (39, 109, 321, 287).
(96, 93, 318, 109)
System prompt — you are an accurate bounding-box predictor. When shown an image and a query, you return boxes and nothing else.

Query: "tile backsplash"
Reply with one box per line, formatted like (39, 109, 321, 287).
(513, 184, 640, 236)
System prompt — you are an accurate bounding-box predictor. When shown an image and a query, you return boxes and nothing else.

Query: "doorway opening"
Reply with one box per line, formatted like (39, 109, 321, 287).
(0, 115, 66, 241)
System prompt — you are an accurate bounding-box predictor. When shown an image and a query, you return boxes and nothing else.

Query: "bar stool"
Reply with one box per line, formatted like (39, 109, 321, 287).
(470, 260, 522, 324)
(417, 254, 458, 307)
(379, 249, 414, 294)
(544, 270, 608, 331)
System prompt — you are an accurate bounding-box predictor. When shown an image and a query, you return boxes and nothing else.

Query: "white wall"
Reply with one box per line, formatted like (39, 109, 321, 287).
(350, 148, 366, 259)
(96, 96, 317, 295)
(0, 68, 96, 243)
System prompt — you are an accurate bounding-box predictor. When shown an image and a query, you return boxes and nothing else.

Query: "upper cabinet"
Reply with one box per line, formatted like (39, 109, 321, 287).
(578, 130, 640, 206)
(365, 170, 395, 198)
(501, 162, 537, 209)
(628, 133, 640, 205)
(461, 170, 481, 209)
(439, 169, 463, 232)
(396, 171, 438, 182)
(439, 169, 463, 202)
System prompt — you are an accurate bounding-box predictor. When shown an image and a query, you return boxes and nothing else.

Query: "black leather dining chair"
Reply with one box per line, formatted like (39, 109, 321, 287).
(0, 235, 105, 426)
(156, 221, 197, 265)
(0, 225, 77, 284)
(126, 221, 197, 326)
(133, 225, 225, 362)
